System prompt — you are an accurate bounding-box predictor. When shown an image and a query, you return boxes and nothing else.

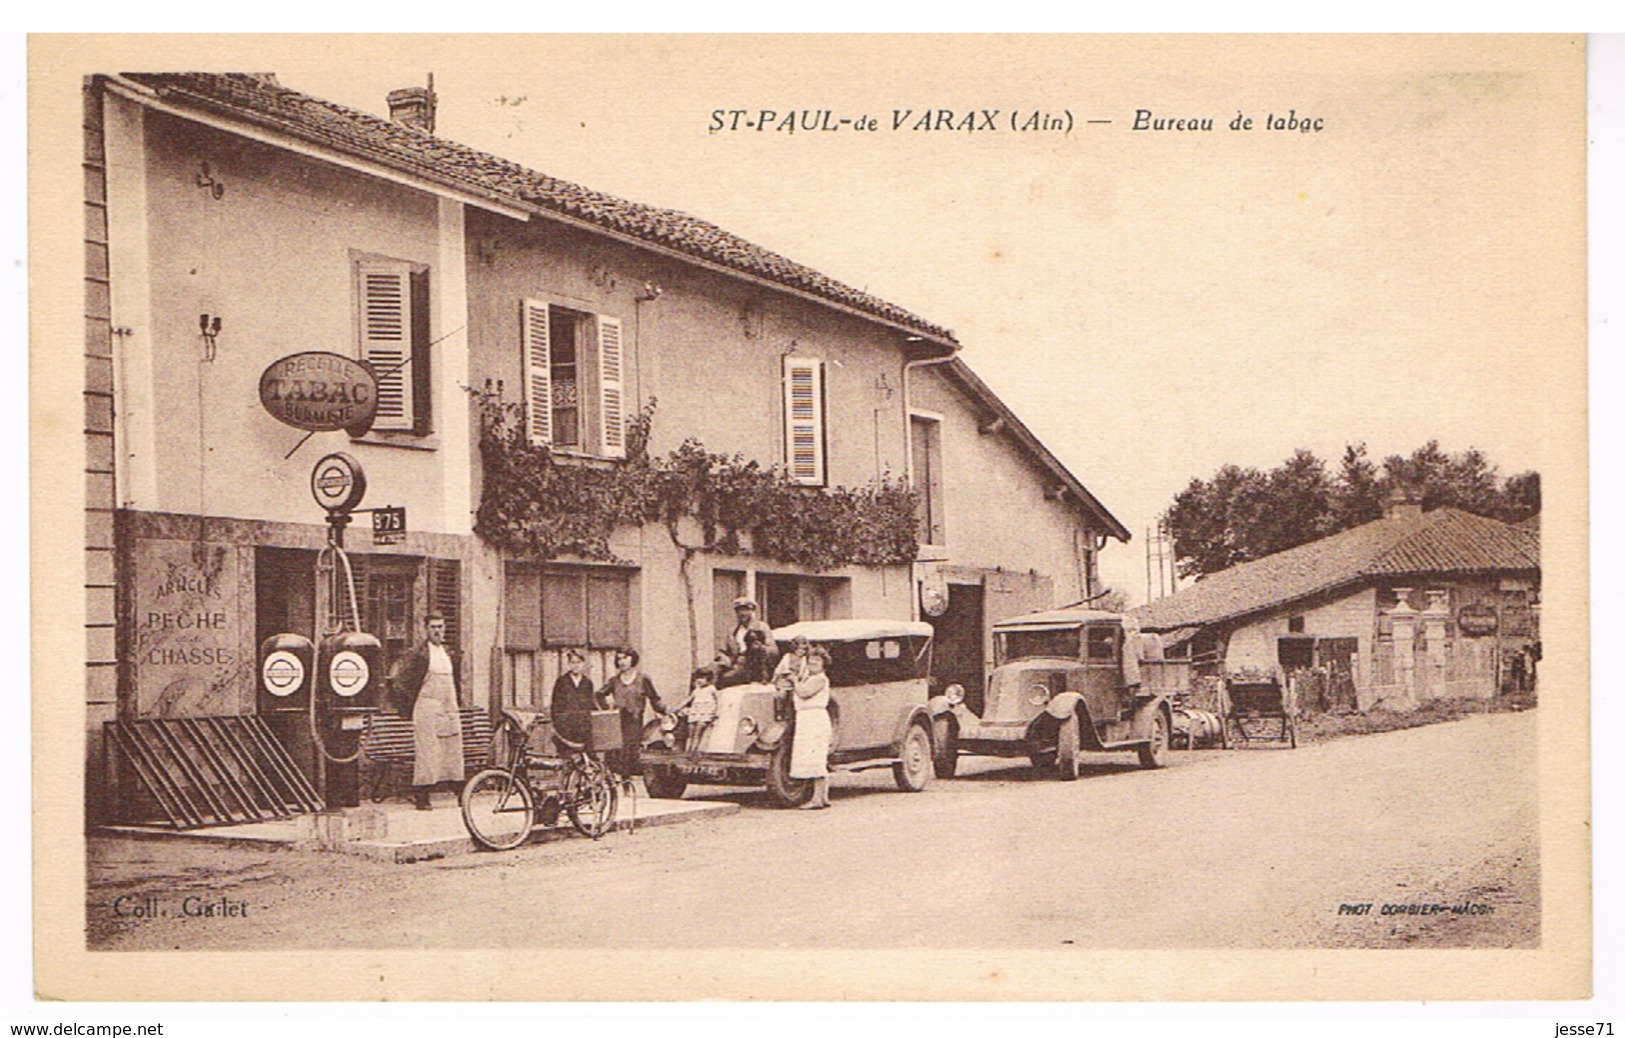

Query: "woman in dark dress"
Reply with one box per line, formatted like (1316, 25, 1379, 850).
(604, 646, 670, 777)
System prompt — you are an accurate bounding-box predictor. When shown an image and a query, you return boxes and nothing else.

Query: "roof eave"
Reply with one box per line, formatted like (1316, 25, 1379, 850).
(941, 358, 1131, 541)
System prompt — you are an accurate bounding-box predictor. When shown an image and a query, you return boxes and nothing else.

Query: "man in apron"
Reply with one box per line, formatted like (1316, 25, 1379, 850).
(395, 612, 465, 810)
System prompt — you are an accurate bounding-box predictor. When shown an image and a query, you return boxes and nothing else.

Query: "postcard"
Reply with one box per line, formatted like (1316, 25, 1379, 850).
(29, 33, 1589, 1001)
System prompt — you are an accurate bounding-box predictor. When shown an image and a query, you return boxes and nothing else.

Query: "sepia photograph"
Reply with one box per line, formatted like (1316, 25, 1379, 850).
(28, 33, 1591, 1003)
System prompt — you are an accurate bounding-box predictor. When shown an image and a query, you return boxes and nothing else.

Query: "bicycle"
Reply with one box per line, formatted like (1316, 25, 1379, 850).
(460, 710, 620, 851)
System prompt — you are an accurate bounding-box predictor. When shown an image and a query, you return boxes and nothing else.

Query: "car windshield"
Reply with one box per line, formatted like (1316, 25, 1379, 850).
(997, 627, 1081, 664)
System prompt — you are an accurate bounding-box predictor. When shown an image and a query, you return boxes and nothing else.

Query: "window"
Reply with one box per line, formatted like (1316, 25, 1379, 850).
(1288, 614, 1306, 633)
(355, 259, 431, 434)
(521, 299, 626, 458)
(996, 627, 1081, 665)
(910, 413, 944, 545)
(503, 563, 631, 650)
(1085, 625, 1120, 662)
(758, 573, 848, 630)
(782, 357, 826, 485)
(821, 636, 931, 687)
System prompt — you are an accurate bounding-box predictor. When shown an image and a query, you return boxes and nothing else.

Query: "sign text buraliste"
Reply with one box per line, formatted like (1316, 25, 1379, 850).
(259, 352, 378, 433)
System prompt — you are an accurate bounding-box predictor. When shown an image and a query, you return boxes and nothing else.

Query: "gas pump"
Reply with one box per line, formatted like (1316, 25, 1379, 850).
(305, 452, 382, 807)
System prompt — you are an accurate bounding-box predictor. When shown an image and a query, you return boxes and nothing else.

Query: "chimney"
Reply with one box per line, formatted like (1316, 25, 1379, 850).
(387, 74, 436, 133)
(1384, 487, 1423, 521)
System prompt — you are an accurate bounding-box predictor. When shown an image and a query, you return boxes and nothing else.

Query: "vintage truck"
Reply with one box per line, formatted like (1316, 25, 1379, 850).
(640, 619, 938, 807)
(930, 606, 1171, 779)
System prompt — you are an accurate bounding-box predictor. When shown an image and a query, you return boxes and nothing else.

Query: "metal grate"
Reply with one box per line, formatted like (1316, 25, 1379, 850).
(105, 716, 324, 829)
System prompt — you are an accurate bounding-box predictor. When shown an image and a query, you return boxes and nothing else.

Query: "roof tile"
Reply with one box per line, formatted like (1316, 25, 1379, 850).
(1130, 507, 1539, 631)
(121, 72, 956, 343)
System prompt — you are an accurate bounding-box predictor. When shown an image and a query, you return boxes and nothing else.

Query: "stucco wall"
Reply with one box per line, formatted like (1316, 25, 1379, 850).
(464, 208, 912, 486)
(909, 365, 1089, 607)
(1224, 587, 1377, 680)
(128, 110, 461, 532)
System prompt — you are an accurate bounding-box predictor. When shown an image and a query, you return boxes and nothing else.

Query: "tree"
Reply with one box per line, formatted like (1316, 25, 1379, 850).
(1164, 441, 1539, 579)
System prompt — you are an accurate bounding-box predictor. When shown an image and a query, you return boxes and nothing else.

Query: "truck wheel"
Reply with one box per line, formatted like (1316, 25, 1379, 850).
(931, 716, 958, 779)
(765, 742, 814, 808)
(643, 766, 688, 800)
(1138, 708, 1170, 769)
(1055, 715, 1081, 781)
(893, 722, 932, 792)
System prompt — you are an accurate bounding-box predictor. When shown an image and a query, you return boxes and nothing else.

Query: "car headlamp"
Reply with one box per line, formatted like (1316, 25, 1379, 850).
(945, 683, 966, 706)
(739, 716, 758, 737)
(1028, 683, 1052, 706)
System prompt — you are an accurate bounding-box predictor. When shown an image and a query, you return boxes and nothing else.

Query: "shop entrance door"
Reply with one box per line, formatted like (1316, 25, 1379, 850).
(927, 582, 985, 715)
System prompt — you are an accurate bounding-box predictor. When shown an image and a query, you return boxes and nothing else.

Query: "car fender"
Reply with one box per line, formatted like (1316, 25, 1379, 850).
(756, 719, 790, 751)
(887, 705, 934, 756)
(927, 695, 955, 716)
(1044, 690, 1086, 721)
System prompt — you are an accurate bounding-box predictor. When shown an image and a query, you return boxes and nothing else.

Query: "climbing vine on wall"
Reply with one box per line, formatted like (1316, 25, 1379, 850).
(472, 388, 920, 572)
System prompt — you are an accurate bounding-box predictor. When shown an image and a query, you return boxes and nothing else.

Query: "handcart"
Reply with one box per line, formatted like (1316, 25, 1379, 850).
(1220, 668, 1297, 749)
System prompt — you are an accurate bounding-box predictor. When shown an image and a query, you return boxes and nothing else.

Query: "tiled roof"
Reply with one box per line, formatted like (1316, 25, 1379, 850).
(119, 72, 956, 343)
(1130, 507, 1539, 632)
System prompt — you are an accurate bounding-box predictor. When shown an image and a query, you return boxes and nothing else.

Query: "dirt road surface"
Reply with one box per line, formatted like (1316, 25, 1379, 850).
(88, 710, 1538, 950)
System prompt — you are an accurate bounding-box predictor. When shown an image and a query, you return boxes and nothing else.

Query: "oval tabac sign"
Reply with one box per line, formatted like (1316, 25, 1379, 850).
(259, 352, 378, 434)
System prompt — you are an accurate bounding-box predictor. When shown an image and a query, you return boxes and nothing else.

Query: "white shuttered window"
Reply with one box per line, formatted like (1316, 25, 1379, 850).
(358, 261, 414, 431)
(521, 299, 627, 458)
(520, 298, 553, 446)
(597, 316, 626, 458)
(782, 357, 826, 486)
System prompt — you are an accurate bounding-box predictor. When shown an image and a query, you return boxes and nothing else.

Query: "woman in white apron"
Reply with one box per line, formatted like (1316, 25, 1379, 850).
(789, 646, 833, 809)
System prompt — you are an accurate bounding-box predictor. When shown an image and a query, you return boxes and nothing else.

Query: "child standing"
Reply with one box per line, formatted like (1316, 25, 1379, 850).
(683, 667, 719, 752)
(789, 646, 833, 809)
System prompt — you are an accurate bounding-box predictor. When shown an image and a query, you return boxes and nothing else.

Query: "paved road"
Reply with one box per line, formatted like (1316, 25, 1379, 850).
(88, 710, 1538, 951)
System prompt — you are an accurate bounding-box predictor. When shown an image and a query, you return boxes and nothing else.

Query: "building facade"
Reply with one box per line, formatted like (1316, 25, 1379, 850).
(1131, 503, 1540, 712)
(83, 72, 1127, 820)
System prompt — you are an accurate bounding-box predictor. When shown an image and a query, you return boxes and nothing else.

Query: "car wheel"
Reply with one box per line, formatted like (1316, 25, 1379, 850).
(643, 766, 688, 800)
(893, 721, 932, 792)
(765, 741, 814, 808)
(930, 716, 958, 779)
(1138, 708, 1170, 769)
(1055, 714, 1081, 781)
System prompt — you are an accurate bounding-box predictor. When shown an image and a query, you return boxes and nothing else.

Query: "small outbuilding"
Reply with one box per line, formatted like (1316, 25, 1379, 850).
(1130, 500, 1539, 712)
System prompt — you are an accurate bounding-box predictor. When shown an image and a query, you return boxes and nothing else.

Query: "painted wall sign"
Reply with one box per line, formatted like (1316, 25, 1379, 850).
(310, 452, 367, 513)
(1457, 603, 1499, 637)
(131, 538, 246, 718)
(259, 351, 378, 434)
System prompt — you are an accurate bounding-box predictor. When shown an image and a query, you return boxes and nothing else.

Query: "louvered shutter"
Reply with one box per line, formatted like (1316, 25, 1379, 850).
(358, 262, 414, 431)
(520, 299, 552, 446)
(783, 357, 825, 485)
(428, 558, 462, 652)
(597, 315, 626, 458)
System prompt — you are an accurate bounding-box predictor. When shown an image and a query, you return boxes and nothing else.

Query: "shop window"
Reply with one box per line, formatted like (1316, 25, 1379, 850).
(355, 258, 431, 435)
(783, 357, 826, 485)
(521, 299, 626, 458)
(759, 573, 848, 630)
(504, 563, 632, 650)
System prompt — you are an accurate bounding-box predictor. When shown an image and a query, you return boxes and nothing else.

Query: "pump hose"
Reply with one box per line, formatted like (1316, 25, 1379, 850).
(309, 543, 366, 765)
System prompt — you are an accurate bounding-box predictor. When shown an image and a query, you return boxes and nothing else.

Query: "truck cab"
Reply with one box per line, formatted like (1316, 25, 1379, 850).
(931, 607, 1171, 779)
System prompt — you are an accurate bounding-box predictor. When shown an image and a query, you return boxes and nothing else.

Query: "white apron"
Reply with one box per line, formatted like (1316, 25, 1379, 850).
(412, 645, 465, 785)
(789, 675, 831, 779)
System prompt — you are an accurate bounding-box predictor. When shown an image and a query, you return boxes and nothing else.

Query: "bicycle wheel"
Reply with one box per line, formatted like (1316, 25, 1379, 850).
(460, 768, 536, 851)
(564, 757, 619, 839)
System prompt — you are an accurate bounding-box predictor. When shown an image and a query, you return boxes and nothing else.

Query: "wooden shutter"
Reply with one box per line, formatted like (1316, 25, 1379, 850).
(782, 357, 825, 485)
(597, 315, 626, 458)
(428, 558, 462, 651)
(520, 299, 552, 446)
(586, 572, 630, 649)
(540, 571, 587, 646)
(503, 563, 541, 651)
(358, 261, 414, 431)
(410, 270, 432, 436)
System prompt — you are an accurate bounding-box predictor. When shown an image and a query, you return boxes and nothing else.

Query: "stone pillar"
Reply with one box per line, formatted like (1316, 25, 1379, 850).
(1389, 588, 1418, 711)
(1422, 588, 1453, 700)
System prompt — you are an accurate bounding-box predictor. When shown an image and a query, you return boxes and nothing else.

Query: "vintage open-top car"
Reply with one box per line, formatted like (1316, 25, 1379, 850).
(931, 606, 1171, 779)
(640, 619, 938, 807)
